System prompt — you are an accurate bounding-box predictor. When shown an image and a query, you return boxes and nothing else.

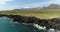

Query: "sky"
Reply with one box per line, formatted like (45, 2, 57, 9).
(0, 0, 60, 10)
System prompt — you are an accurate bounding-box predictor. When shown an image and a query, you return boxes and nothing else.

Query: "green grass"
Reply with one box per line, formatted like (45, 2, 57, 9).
(0, 10, 60, 19)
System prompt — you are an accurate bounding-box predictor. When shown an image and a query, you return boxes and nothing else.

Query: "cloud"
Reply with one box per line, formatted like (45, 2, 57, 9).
(23, 7, 32, 8)
(39, 0, 60, 5)
(22, 3, 42, 8)
(50, 0, 60, 4)
(22, 0, 60, 8)
(0, 5, 20, 11)
(0, 0, 13, 4)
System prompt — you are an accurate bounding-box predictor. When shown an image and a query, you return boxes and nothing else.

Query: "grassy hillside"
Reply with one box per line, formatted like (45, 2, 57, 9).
(0, 9, 60, 19)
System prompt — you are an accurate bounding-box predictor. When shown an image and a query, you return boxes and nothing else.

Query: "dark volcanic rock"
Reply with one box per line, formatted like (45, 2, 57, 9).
(49, 18, 60, 30)
(38, 19, 48, 27)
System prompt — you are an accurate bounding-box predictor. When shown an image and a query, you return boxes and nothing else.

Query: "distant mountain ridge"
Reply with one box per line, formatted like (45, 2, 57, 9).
(13, 4, 60, 11)
(48, 4, 60, 9)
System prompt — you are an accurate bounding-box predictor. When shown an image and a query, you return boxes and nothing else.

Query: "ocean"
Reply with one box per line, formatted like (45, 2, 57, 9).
(0, 17, 60, 32)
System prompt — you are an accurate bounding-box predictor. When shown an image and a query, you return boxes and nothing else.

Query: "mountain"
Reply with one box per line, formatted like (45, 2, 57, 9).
(21, 4, 60, 10)
(48, 4, 60, 9)
(39, 4, 60, 11)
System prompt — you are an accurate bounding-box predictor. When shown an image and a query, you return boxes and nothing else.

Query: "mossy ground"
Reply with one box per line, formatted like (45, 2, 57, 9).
(0, 9, 60, 19)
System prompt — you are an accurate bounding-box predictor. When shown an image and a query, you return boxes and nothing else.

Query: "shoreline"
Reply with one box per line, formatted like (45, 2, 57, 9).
(0, 14, 60, 30)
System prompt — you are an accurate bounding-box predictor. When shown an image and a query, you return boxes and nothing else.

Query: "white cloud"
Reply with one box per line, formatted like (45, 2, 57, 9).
(39, 0, 60, 5)
(23, 7, 32, 8)
(22, 3, 41, 8)
(0, 0, 13, 4)
(22, 0, 60, 8)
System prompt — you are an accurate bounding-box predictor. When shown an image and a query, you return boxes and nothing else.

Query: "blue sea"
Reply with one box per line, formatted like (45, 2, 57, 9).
(0, 17, 60, 32)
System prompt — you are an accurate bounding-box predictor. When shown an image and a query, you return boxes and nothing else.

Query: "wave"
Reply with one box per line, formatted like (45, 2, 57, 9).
(33, 24, 60, 32)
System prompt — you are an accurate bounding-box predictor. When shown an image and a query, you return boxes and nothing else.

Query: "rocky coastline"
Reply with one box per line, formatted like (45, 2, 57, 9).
(0, 14, 60, 30)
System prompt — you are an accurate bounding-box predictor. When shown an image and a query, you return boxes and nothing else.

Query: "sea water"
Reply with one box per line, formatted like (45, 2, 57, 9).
(0, 17, 59, 32)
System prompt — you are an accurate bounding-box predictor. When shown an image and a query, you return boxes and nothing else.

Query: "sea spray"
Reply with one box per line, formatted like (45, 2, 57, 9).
(33, 24, 60, 32)
(33, 24, 46, 30)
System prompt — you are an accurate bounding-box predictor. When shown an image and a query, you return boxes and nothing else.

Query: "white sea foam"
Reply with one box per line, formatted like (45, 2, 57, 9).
(48, 29, 60, 32)
(33, 24, 46, 30)
(33, 24, 60, 32)
(48, 28, 55, 32)
(12, 22, 20, 24)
